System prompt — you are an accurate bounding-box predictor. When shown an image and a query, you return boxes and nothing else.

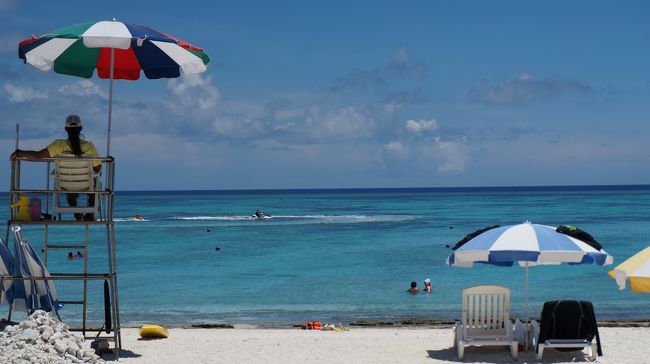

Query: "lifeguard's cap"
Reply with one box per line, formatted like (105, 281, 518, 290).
(65, 114, 82, 128)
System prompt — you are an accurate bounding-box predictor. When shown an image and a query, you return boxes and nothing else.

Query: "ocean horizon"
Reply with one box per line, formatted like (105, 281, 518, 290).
(1, 184, 649, 326)
(114, 183, 650, 193)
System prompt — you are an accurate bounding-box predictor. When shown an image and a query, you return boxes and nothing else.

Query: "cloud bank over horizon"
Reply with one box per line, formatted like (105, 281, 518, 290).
(1, 1, 648, 189)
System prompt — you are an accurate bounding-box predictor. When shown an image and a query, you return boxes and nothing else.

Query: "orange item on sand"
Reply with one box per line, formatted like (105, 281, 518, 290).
(304, 321, 322, 330)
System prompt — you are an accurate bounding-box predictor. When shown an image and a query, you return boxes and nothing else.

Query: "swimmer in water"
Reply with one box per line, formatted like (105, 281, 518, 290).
(423, 278, 432, 292)
(407, 281, 420, 294)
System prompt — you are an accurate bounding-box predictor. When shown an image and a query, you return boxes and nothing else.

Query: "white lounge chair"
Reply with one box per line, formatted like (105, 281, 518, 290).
(52, 159, 100, 219)
(453, 285, 518, 360)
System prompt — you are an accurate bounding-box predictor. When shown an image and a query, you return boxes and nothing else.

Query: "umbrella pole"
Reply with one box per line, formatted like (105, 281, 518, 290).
(106, 48, 115, 157)
(524, 262, 529, 322)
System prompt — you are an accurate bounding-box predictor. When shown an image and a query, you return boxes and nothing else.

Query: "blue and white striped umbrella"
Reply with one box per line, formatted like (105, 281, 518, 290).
(10, 226, 59, 314)
(447, 222, 613, 268)
(446, 221, 613, 319)
(0, 239, 13, 304)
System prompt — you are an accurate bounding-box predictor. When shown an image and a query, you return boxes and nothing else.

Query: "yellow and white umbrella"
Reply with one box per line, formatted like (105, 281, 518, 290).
(608, 246, 650, 293)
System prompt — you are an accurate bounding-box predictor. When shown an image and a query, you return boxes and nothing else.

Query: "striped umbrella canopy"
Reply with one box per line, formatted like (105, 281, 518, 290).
(18, 19, 210, 155)
(447, 222, 613, 268)
(0, 239, 13, 304)
(608, 246, 650, 293)
(10, 225, 60, 314)
(447, 221, 613, 318)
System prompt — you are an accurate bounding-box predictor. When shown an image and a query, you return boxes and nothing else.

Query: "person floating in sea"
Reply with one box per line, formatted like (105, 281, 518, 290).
(67, 252, 75, 260)
(423, 278, 432, 292)
(77, 251, 86, 258)
(407, 281, 420, 294)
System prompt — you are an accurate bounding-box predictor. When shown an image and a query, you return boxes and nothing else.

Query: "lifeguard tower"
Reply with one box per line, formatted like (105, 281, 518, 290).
(5, 152, 121, 355)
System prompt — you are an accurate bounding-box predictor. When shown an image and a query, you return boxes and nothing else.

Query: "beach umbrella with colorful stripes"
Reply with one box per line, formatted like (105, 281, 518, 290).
(447, 221, 613, 318)
(18, 19, 210, 155)
(608, 246, 650, 293)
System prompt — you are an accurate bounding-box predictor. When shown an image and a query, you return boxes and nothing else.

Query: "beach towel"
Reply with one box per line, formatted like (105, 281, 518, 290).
(536, 300, 602, 356)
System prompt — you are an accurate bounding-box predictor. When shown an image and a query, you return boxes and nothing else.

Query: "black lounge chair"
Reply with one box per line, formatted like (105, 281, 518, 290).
(531, 300, 602, 361)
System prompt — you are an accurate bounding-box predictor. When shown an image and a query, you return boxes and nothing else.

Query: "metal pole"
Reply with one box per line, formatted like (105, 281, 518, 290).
(524, 262, 529, 321)
(8, 124, 20, 243)
(106, 48, 115, 157)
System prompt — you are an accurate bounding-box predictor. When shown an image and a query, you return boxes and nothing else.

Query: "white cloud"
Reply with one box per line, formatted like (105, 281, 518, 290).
(383, 141, 408, 158)
(382, 130, 469, 174)
(383, 141, 403, 152)
(273, 122, 295, 131)
(405, 118, 437, 133)
(58, 80, 106, 98)
(111, 132, 221, 166)
(386, 44, 427, 80)
(468, 72, 593, 106)
(518, 72, 534, 81)
(306, 105, 375, 140)
(211, 115, 270, 139)
(395, 44, 409, 64)
(433, 138, 468, 173)
(167, 74, 220, 111)
(3, 83, 48, 102)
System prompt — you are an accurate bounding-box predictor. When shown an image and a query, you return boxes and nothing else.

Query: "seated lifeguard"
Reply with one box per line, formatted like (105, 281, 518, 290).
(10, 115, 102, 221)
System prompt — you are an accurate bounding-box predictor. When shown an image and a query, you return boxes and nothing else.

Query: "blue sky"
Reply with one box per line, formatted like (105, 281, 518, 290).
(1, 1, 649, 190)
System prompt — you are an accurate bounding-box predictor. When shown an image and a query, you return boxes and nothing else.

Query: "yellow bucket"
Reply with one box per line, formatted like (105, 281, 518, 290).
(11, 196, 31, 221)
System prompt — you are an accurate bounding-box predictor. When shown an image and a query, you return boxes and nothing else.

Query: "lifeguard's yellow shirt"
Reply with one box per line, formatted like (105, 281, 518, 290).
(46, 139, 101, 168)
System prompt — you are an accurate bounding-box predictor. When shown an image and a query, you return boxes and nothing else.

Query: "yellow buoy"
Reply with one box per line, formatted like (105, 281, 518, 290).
(139, 324, 169, 339)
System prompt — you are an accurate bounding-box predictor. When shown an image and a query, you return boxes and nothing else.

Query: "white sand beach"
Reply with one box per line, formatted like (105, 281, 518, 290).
(110, 326, 649, 363)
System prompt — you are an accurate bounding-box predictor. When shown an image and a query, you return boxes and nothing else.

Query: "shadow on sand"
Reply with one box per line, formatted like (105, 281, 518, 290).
(101, 349, 142, 361)
(427, 346, 596, 363)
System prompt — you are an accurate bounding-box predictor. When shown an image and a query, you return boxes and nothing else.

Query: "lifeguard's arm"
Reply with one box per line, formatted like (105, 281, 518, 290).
(86, 142, 102, 173)
(10, 148, 50, 161)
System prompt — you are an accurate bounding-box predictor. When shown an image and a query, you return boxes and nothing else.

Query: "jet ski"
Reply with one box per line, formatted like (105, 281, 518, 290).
(251, 212, 272, 220)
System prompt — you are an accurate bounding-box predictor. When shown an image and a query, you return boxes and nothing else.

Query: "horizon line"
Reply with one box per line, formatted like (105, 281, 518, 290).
(4, 183, 648, 194)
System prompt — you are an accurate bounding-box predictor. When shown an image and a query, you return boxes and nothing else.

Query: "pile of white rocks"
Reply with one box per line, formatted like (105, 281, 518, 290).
(0, 310, 103, 364)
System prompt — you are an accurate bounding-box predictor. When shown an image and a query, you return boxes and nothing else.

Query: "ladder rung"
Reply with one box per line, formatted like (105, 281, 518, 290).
(49, 273, 112, 279)
(69, 328, 119, 336)
(46, 244, 86, 249)
(59, 300, 85, 305)
(8, 220, 109, 225)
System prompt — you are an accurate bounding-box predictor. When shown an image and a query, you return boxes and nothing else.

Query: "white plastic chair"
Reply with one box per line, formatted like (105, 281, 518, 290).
(52, 159, 100, 217)
(453, 285, 518, 360)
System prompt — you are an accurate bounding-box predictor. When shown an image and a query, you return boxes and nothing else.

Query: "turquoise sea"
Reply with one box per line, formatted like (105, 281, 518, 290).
(1, 186, 649, 326)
